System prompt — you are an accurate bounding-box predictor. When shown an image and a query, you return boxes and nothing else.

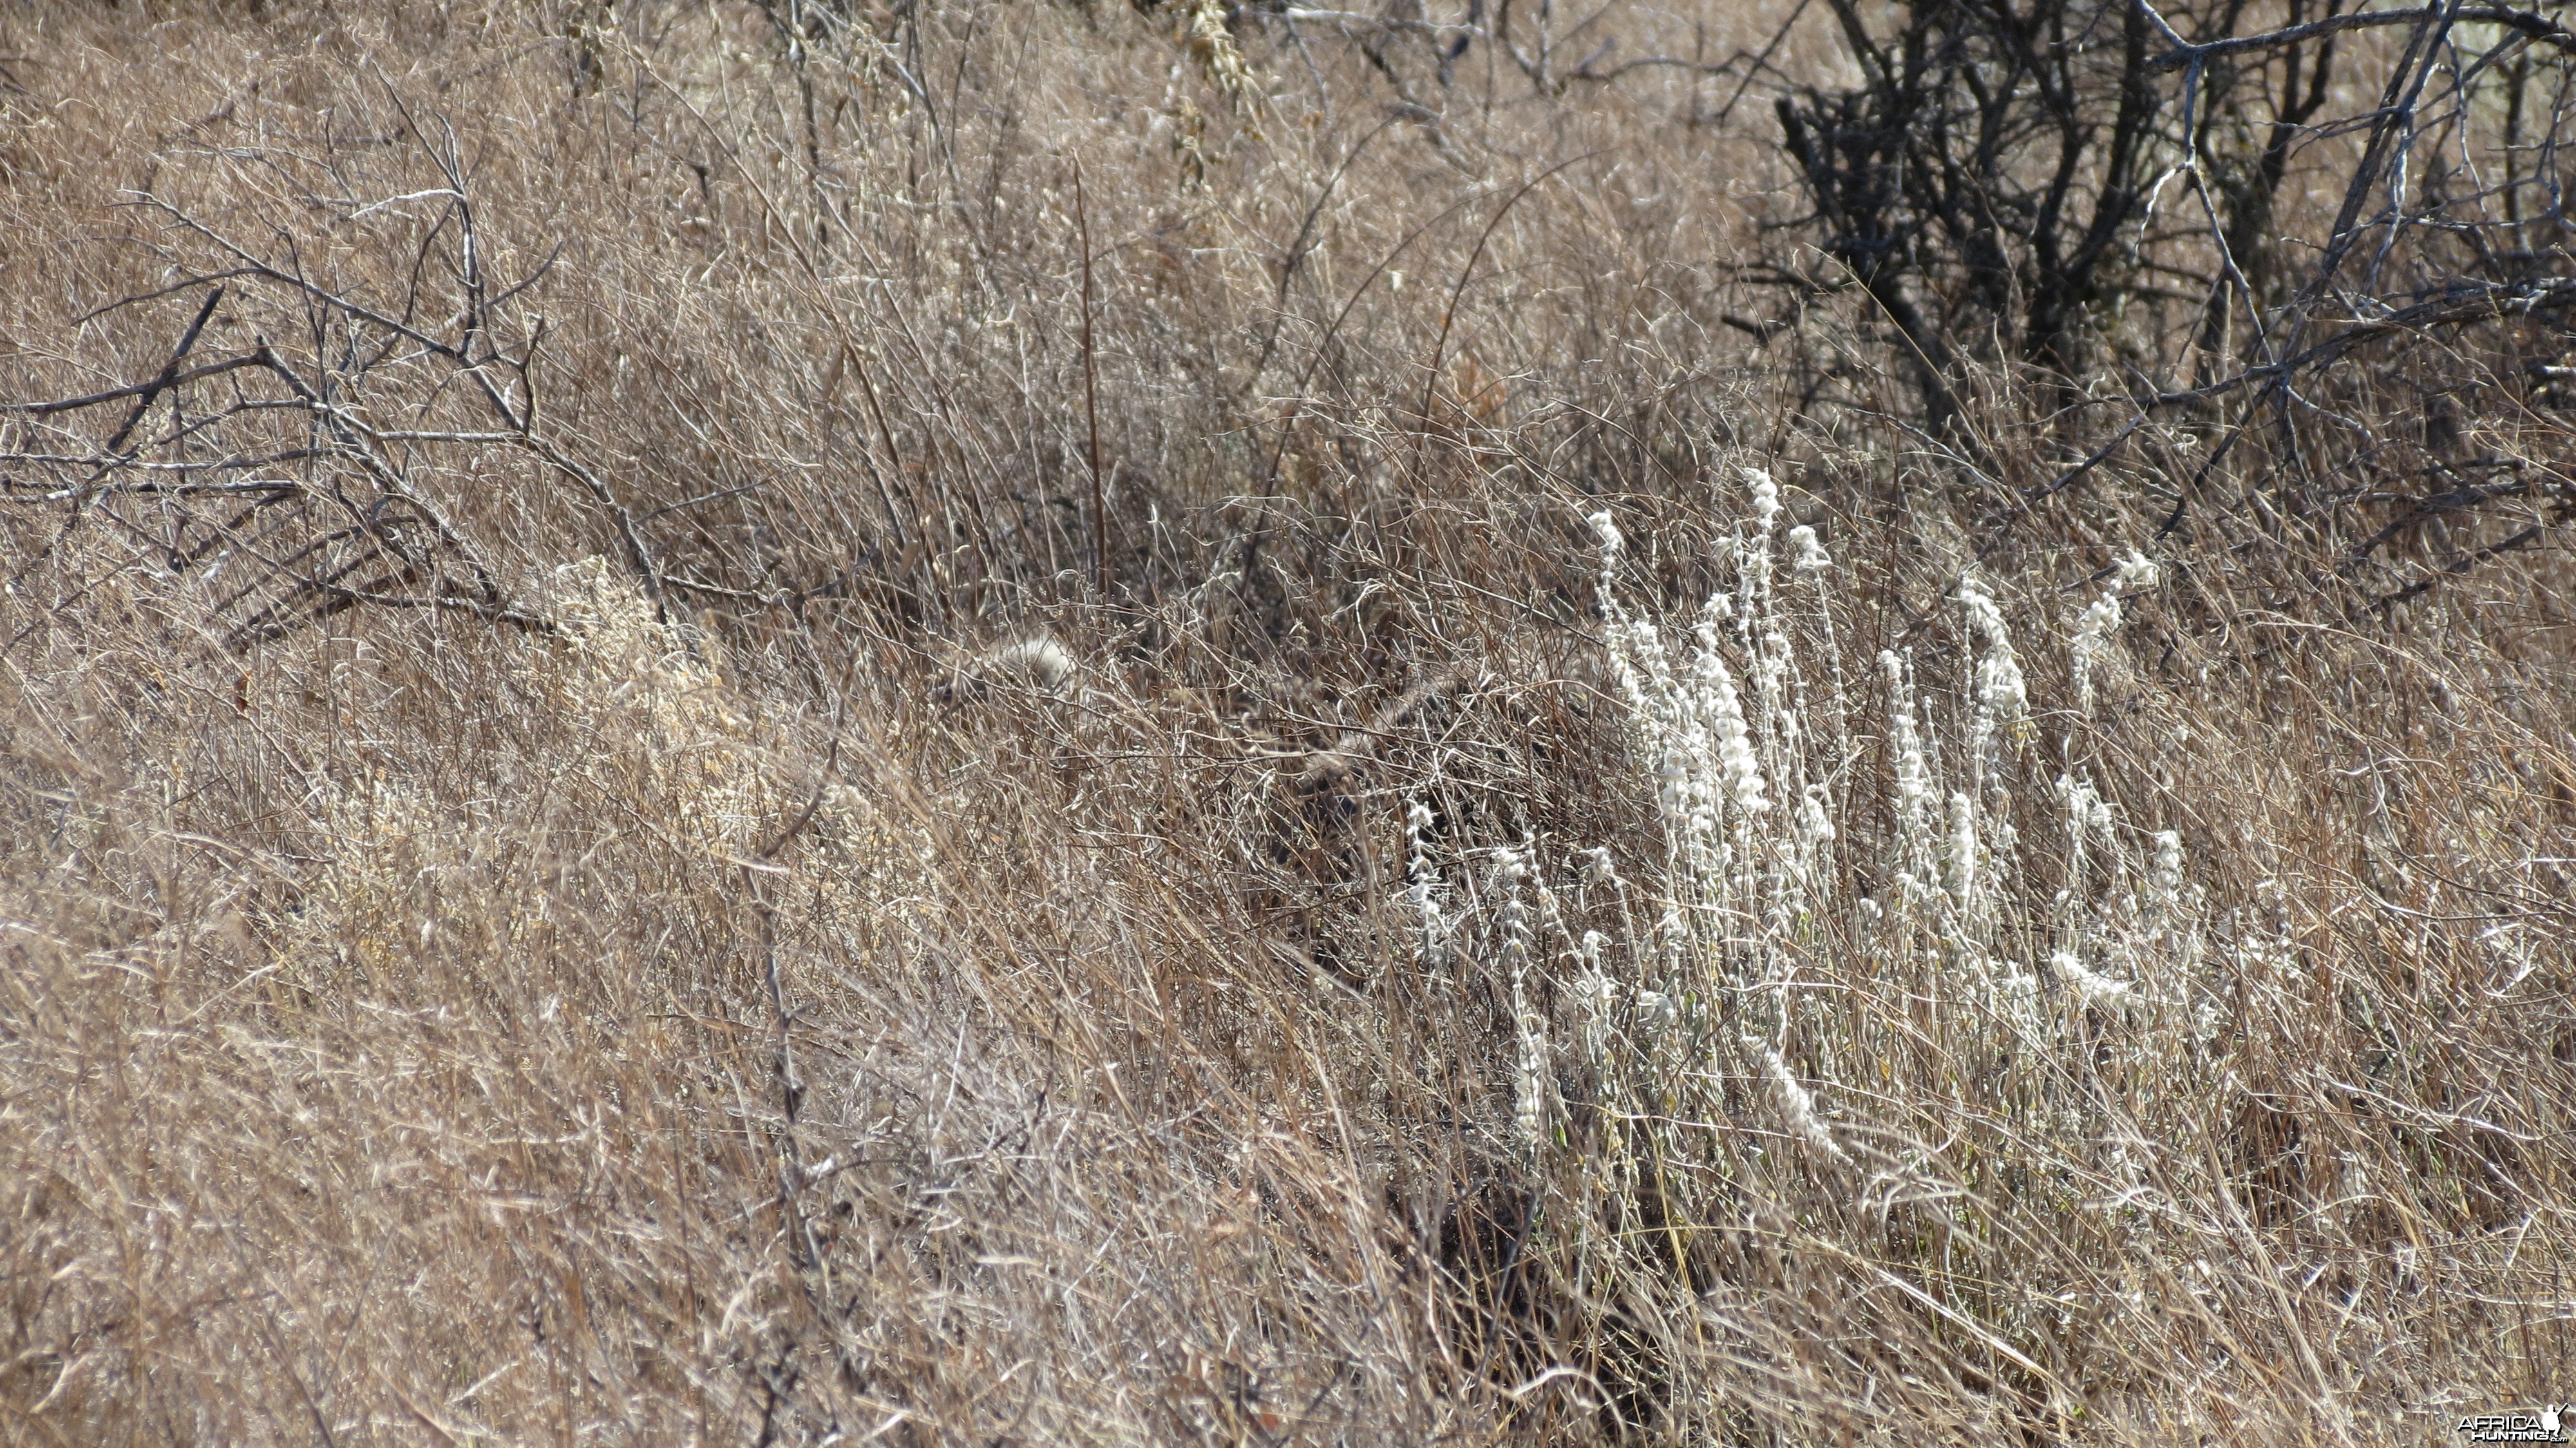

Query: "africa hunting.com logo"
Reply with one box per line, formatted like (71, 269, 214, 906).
(2458, 1405, 2568, 1443)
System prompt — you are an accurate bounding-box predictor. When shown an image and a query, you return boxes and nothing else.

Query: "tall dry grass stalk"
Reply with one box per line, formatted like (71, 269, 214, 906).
(1, 1, 2570, 1443)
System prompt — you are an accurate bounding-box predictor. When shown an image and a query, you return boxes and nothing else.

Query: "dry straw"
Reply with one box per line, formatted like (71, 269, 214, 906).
(0, 1, 2568, 1443)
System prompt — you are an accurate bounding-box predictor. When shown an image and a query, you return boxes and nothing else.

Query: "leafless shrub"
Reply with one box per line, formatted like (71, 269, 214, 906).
(1757, 0, 2576, 611)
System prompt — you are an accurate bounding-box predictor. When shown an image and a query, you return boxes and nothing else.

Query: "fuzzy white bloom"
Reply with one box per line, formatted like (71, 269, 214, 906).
(1795, 783, 1836, 850)
(2068, 553, 2154, 714)
(2056, 774, 2115, 884)
(1945, 792, 1980, 906)
(1703, 653, 1770, 817)
(1603, 625, 1651, 737)
(1497, 848, 1548, 1152)
(1759, 629, 1794, 721)
(1591, 511, 1624, 559)
(1957, 574, 2010, 649)
(1581, 846, 1621, 888)
(989, 635, 1075, 693)
(1575, 930, 1616, 1062)
(1577, 481, 2221, 1190)
(2074, 790, 2115, 852)
(1765, 1047, 1848, 1163)
(2147, 830, 2186, 924)
(1882, 651, 1937, 850)
(1789, 524, 1832, 573)
(1959, 576, 2028, 770)
(1747, 469, 1782, 533)
(1511, 1006, 1549, 1150)
(2056, 772, 2094, 824)
(2052, 949, 2133, 1007)
(1658, 749, 1692, 819)
(1633, 989, 1677, 1031)
(1733, 472, 1785, 638)
(2069, 593, 2120, 712)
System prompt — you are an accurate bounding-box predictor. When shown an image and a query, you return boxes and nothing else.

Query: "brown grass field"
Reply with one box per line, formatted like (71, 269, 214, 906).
(1, 1, 2572, 1442)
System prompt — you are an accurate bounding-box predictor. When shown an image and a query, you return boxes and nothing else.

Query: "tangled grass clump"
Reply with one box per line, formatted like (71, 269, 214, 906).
(1, 1, 2570, 1442)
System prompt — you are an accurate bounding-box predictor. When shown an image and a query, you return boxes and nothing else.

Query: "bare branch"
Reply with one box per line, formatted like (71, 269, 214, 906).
(2146, 3, 2576, 71)
(1, 354, 267, 417)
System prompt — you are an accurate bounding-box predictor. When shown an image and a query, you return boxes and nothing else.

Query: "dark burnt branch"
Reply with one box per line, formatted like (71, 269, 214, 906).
(0, 122, 669, 650)
(2145, 3, 2576, 71)
(2368, 511, 2570, 608)
(2, 353, 264, 418)
(1753, 0, 2576, 609)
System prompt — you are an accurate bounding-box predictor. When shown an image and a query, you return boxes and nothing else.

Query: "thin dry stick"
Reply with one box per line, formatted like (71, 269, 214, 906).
(1074, 155, 1108, 598)
(1416, 154, 1592, 444)
(1264, 191, 1484, 488)
(1250, 112, 1403, 390)
(739, 634, 874, 1337)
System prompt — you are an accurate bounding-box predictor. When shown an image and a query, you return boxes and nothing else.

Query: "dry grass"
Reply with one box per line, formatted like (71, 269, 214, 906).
(1, 1, 2571, 1442)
